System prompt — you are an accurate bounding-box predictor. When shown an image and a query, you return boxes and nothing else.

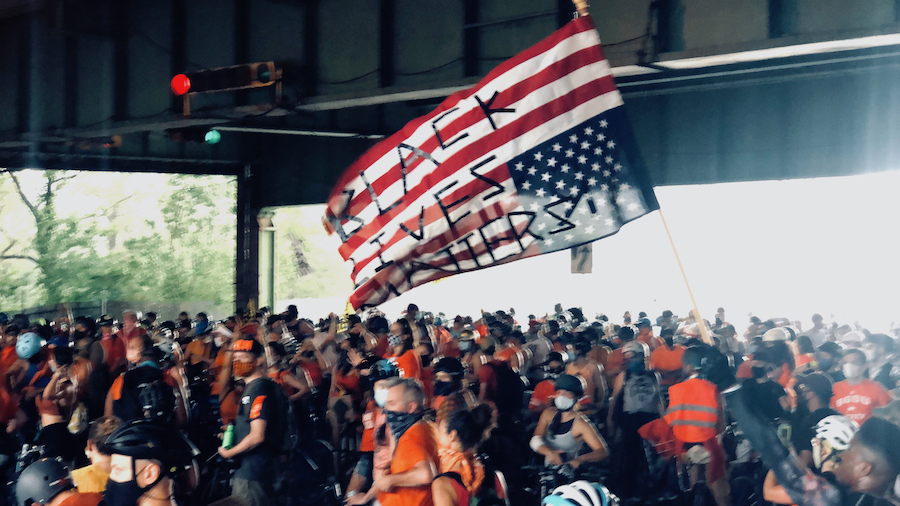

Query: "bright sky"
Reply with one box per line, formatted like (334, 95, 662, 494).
(292, 171, 900, 332)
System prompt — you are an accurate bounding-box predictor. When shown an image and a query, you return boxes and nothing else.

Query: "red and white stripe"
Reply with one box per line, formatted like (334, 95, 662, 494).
(324, 15, 625, 308)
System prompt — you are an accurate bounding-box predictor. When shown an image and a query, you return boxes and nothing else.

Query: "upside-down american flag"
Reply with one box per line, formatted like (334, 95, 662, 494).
(324, 14, 659, 309)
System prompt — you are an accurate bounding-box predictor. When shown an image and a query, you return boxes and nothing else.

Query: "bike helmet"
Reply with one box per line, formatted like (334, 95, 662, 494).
(554, 374, 584, 398)
(15, 458, 73, 506)
(103, 419, 199, 476)
(370, 359, 401, 383)
(814, 415, 858, 451)
(16, 333, 45, 360)
(621, 341, 647, 357)
(433, 357, 465, 378)
(543, 481, 619, 506)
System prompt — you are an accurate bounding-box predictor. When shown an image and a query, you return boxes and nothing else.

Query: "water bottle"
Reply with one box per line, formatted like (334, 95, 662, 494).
(222, 424, 234, 449)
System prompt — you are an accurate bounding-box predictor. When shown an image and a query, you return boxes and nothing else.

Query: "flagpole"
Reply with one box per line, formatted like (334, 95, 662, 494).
(657, 209, 713, 346)
(571, 0, 590, 17)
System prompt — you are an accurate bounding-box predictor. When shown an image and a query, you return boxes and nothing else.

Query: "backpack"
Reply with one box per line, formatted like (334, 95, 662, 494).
(486, 360, 524, 414)
(113, 366, 175, 423)
(264, 378, 300, 455)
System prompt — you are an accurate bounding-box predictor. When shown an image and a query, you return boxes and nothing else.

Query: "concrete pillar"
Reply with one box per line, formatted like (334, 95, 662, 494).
(257, 210, 276, 312)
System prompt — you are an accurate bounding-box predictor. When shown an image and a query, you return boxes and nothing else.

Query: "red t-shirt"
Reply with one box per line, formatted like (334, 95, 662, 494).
(360, 400, 380, 452)
(649, 345, 685, 386)
(529, 379, 556, 411)
(831, 379, 893, 425)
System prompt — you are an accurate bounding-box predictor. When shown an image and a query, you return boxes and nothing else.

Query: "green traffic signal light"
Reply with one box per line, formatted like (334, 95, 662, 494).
(204, 129, 222, 144)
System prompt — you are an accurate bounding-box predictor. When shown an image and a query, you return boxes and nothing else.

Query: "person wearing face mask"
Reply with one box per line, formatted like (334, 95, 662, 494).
(101, 419, 199, 506)
(739, 348, 790, 423)
(216, 338, 279, 506)
(862, 334, 897, 391)
(372, 378, 440, 506)
(431, 357, 477, 423)
(817, 342, 846, 384)
(71, 416, 122, 493)
(529, 352, 568, 416)
(790, 373, 841, 466)
(530, 374, 609, 473)
(608, 341, 663, 502)
(831, 349, 893, 426)
(387, 319, 421, 380)
(344, 360, 399, 505)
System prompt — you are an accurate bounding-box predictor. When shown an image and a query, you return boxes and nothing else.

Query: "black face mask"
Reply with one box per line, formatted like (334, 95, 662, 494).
(103, 461, 161, 506)
(73, 330, 88, 340)
(384, 409, 424, 441)
(433, 380, 456, 397)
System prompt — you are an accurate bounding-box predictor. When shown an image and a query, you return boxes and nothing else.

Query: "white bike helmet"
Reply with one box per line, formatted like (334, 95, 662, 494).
(814, 415, 858, 451)
(543, 481, 619, 506)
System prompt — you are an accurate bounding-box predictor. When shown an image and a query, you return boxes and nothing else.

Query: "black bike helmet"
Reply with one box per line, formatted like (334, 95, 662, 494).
(433, 357, 465, 378)
(15, 459, 73, 506)
(104, 419, 199, 476)
(370, 359, 401, 383)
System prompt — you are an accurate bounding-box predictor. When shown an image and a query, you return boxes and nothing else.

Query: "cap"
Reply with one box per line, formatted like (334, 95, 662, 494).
(98, 315, 114, 327)
(636, 318, 652, 328)
(796, 372, 833, 401)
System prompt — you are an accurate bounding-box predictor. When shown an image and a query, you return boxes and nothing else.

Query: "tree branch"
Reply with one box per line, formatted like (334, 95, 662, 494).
(0, 255, 38, 264)
(6, 171, 38, 223)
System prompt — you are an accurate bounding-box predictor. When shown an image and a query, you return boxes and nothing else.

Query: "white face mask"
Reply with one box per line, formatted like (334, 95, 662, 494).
(842, 362, 863, 380)
(374, 388, 389, 408)
(554, 396, 575, 411)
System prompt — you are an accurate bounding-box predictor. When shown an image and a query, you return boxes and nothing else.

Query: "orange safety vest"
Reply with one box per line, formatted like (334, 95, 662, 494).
(665, 377, 720, 443)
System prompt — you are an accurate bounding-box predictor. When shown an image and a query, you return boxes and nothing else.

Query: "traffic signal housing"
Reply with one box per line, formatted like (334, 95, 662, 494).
(171, 62, 282, 115)
(171, 62, 280, 96)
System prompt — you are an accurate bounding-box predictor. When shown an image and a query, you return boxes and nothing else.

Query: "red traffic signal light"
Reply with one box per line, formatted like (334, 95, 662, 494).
(171, 74, 191, 96)
(170, 62, 280, 96)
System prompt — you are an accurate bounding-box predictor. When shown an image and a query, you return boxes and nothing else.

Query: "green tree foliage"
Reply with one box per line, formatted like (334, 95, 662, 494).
(0, 170, 236, 309)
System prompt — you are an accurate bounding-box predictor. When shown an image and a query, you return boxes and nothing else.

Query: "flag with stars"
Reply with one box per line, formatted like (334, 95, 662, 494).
(324, 14, 659, 309)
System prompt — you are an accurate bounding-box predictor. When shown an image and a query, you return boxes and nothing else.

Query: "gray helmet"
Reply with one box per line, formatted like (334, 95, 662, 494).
(15, 459, 73, 506)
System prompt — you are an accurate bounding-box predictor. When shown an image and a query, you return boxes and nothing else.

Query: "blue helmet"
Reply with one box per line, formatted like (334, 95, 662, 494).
(16, 332, 45, 360)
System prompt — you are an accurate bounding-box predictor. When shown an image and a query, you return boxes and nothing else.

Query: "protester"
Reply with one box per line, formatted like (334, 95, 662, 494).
(71, 416, 123, 493)
(831, 349, 892, 425)
(16, 459, 102, 506)
(531, 374, 609, 469)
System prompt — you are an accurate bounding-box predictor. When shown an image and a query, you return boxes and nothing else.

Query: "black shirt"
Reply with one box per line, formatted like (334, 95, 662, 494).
(741, 378, 788, 422)
(233, 377, 278, 482)
(791, 407, 839, 455)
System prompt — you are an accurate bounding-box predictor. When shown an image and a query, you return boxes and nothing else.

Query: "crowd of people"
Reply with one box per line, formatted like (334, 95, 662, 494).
(0, 304, 898, 506)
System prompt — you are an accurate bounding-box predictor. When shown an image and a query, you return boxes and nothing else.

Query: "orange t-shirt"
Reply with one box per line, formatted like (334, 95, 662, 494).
(831, 379, 893, 425)
(0, 347, 18, 374)
(378, 421, 439, 506)
(391, 350, 422, 380)
(529, 379, 556, 411)
(605, 348, 625, 377)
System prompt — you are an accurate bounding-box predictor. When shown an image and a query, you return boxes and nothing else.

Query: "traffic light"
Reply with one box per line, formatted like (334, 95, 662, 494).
(166, 127, 221, 145)
(171, 62, 280, 96)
